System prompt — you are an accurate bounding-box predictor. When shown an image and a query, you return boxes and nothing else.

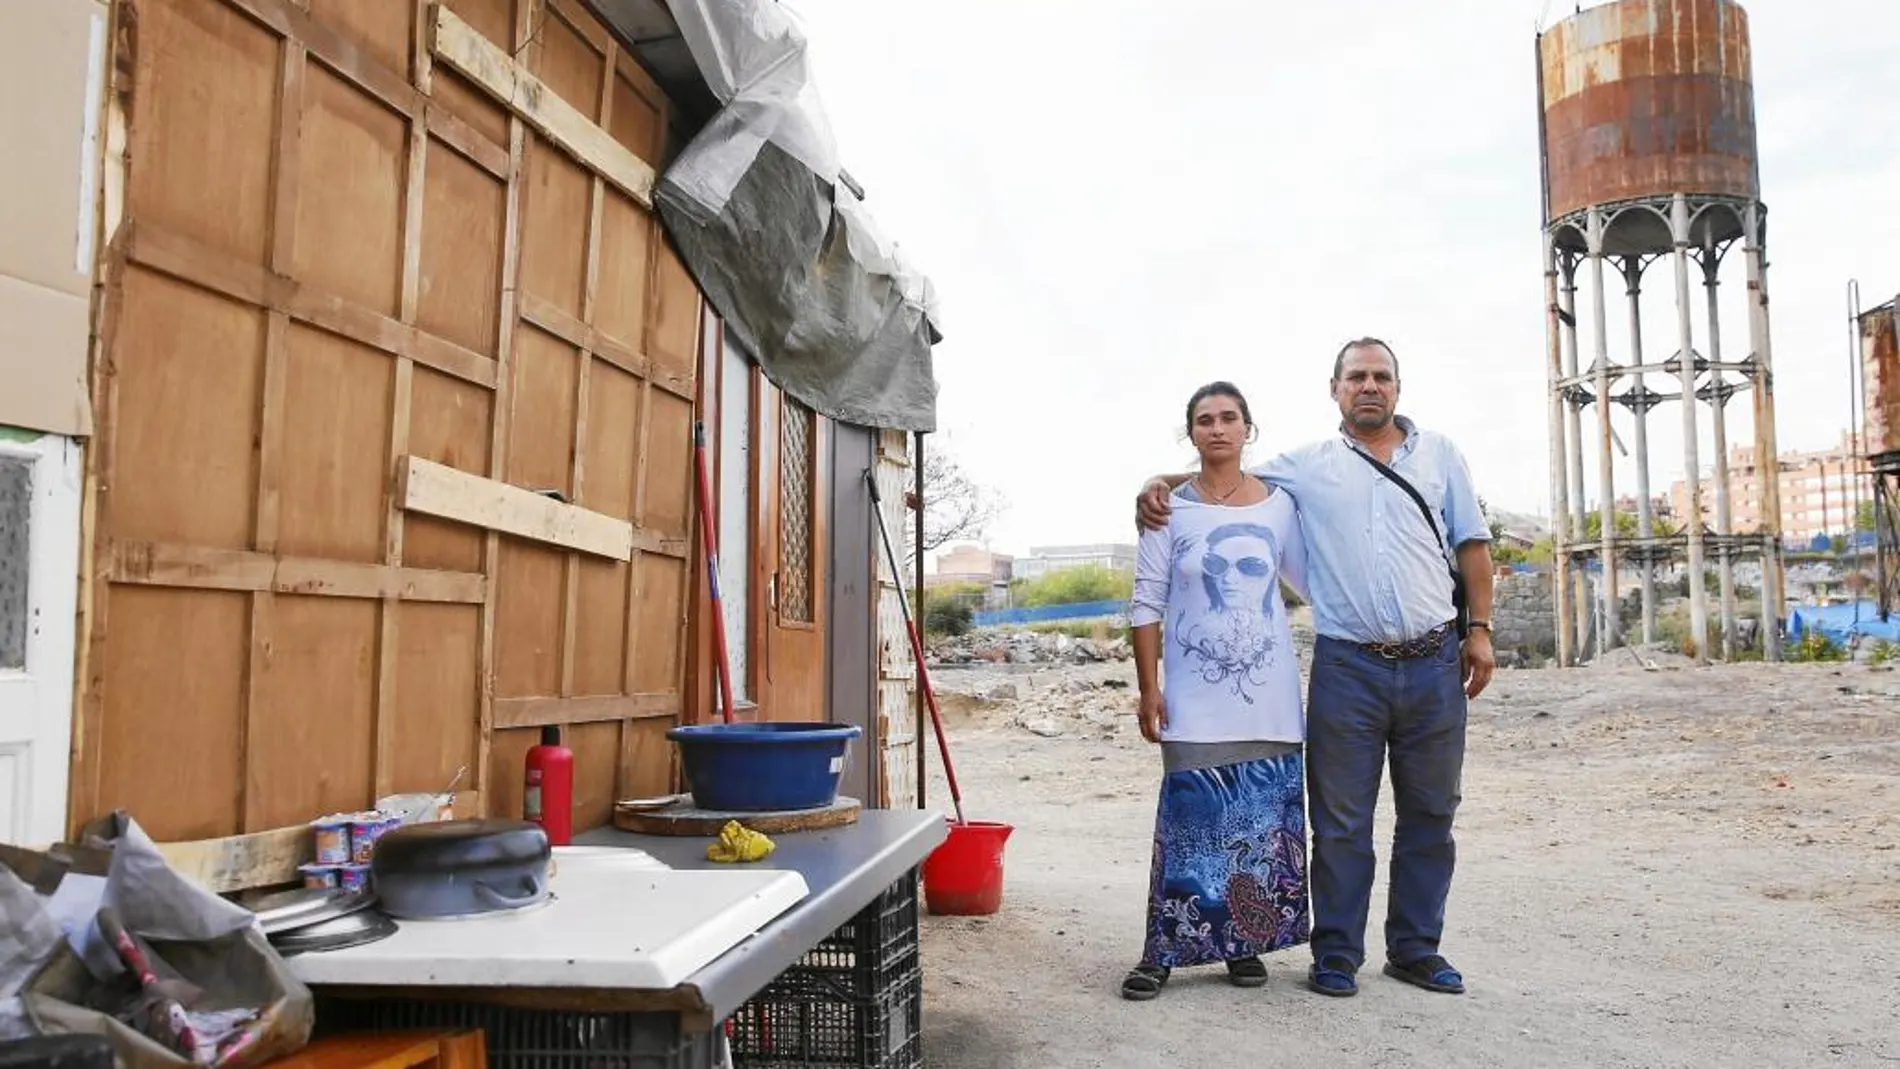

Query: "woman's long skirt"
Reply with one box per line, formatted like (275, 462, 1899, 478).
(1142, 749, 1311, 968)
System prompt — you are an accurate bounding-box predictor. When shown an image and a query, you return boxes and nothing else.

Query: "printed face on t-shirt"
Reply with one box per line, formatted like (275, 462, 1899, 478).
(1202, 527, 1276, 616)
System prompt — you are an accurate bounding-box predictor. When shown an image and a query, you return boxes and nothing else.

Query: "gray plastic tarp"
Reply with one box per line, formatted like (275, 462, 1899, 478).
(658, 0, 941, 433)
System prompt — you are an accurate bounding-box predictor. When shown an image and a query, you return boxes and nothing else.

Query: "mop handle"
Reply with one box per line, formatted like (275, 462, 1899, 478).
(865, 469, 968, 824)
(694, 423, 736, 724)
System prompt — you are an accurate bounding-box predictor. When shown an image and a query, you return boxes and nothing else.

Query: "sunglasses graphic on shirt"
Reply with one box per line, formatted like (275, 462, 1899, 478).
(1203, 554, 1271, 578)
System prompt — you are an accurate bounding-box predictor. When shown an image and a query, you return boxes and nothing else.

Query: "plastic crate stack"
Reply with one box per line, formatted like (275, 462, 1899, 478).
(726, 873, 923, 1069)
(314, 999, 721, 1069)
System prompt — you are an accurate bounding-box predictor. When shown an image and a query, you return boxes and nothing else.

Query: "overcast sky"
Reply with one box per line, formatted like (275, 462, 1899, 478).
(781, 0, 1900, 556)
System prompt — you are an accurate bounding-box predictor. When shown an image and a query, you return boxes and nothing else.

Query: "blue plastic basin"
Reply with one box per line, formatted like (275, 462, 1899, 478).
(666, 722, 864, 812)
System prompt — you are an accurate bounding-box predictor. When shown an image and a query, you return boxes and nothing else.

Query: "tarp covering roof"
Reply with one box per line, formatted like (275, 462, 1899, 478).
(653, 0, 942, 432)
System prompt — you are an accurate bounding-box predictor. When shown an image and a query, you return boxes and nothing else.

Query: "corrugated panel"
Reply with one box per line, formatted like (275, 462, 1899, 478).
(1864, 299, 1900, 457)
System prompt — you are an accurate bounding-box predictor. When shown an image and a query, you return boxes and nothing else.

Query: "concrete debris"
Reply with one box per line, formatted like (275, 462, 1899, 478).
(929, 629, 1132, 667)
(930, 611, 1323, 740)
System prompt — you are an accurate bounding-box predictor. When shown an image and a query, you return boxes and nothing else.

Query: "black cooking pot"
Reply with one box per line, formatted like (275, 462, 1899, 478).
(370, 818, 551, 919)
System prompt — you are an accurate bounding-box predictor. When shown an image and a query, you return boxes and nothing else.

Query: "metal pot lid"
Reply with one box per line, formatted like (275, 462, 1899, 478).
(249, 886, 377, 935)
(372, 818, 549, 875)
(268, 908, 397, 956)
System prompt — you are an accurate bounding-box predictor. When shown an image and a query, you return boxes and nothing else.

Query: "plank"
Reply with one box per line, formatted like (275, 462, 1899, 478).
(377, 37, 430, 801)
(399, 454, 634, 560)
(123, 222, 499, 391)
(156, 824, 311, 893)
(612, 796, 862, 837)
(428, 5, 655, 207)
(425, 102, 510, 177)
(558, 55, 613, 703)
(258, 1030, 482, 1069)
(107, 541, 486, 602)
(493, 692, 677, 728)
(521, 292, 646, 378)
(245, 32, 307, 835)
(478, 113, 533, 815)
(225, 0, 423, 130)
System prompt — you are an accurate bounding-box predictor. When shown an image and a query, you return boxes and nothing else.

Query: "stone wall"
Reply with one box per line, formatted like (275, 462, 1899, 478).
(1494, 571, 1558, 664)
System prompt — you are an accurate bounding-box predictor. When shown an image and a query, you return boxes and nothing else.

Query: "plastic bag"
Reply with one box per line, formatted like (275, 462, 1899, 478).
(0, 813, 313, 1069)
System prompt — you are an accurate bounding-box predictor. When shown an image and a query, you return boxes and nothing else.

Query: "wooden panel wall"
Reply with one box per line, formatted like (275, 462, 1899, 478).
(73, 0, 700, 840)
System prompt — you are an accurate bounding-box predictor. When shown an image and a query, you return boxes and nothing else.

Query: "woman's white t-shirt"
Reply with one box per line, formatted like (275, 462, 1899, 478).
(1129, 490, 1308, 744)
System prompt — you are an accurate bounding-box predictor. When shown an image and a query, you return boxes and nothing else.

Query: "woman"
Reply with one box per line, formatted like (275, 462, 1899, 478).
(1121, 381, 1310, 1001)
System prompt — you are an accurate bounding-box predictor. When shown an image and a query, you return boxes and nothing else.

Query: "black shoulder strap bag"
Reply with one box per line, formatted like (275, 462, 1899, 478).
(1349, 448, 1470, 639)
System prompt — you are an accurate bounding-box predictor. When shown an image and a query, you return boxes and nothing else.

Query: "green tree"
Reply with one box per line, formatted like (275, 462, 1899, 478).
(924, 599, 973, 636)
(922, 581, 984, 636)
(1016, 564, 1134, 608)
(1583, 509, 1677, 540)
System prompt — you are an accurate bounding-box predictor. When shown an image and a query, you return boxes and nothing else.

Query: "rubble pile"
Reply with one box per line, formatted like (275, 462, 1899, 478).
(928, 628, 1132, 667)
(994, 674, 1139, 741)
(929, 614, 1323, 741)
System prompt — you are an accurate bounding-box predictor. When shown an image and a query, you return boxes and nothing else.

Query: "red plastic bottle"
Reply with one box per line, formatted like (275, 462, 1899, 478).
(523, 725, 574, 845)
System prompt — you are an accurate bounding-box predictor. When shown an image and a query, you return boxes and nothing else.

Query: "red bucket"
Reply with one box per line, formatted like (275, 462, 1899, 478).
(922, 820, 1014, 916)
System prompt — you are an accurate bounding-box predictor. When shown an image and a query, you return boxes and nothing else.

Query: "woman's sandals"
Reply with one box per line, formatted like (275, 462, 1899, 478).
(1121, 956, 1268, 1000)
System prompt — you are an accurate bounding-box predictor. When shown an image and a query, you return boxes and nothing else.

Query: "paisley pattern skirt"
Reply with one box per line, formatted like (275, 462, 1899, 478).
(1142, 752, 1310, 967)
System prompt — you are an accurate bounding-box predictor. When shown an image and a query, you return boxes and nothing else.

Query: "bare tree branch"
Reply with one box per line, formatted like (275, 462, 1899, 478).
(915, 445, 1005, 557)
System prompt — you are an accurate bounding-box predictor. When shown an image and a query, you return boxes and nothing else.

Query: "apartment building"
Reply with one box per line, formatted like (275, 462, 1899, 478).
(1011, 543, 1137, 580)
(928, 544, 1014, 588)
(1669, 431, 1873, 543)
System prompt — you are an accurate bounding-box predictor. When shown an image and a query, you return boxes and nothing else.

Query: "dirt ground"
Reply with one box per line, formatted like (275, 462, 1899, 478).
(914, 628, 1900, 1068)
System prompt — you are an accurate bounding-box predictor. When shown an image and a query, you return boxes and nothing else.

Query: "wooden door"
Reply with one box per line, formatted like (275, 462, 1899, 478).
(759, 392, 826, 722)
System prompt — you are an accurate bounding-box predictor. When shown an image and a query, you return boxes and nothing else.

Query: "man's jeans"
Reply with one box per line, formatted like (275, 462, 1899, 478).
(1306, 633, 1467, 971)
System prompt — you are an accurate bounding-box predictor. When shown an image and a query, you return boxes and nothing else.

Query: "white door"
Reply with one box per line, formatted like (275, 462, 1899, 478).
(0, 433, 82, 846)
(716, 333, 752, 705)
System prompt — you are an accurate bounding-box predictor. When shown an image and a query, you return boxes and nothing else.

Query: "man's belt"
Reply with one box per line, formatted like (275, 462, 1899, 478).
(1356, 622, 1455, 660)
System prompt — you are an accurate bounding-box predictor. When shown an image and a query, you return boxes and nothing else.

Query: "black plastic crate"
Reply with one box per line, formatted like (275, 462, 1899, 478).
(315, 997, 719, 1069)
(726, 873, 923, 1069)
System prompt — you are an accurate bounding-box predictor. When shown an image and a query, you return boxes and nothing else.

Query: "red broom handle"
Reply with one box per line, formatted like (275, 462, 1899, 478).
(865, 469, 966, 823)
(693, 423, 736, 724)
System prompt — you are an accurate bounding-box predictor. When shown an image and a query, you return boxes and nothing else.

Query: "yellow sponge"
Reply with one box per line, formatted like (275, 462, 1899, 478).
(706, 820, 776, 863)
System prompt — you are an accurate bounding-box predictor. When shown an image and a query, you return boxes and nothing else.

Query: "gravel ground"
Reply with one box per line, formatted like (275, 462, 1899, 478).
(914, 639, 1900, 1068)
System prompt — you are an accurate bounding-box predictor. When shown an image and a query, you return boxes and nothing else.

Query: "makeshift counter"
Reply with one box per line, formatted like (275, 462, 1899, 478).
(305, 809, 947, 1069)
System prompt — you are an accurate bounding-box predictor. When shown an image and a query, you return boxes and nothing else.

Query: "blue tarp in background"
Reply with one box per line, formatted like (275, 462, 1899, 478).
(972, 600, 1128, 628)
(1786, 601, 1900, 645)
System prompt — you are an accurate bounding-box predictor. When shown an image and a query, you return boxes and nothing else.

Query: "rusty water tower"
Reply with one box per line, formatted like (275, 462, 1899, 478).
(1536, 0, 1787, 666)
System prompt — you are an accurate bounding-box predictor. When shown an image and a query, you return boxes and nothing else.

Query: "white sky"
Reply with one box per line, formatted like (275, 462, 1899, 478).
(781, 0, 1900, 556)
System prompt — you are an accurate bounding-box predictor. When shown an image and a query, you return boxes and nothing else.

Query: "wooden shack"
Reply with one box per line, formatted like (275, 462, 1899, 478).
(57, 0, 922, 845)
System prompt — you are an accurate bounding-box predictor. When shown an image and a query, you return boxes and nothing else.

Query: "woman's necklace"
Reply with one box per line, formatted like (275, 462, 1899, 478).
(1196, 471, 1246, 503)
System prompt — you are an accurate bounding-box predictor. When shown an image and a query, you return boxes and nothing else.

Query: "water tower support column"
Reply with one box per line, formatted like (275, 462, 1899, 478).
(1744, 202, 1786, 661)
(1621, 255, 1658, 645)
(1588, 209, 1620, 654)
(1700, 242, 1740, 660)
(1544, 233, 1576, 665)
(1670, 193, 1712, 665)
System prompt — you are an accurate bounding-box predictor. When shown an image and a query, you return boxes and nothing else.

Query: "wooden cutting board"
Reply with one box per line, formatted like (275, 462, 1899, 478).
(612, 795, 861, 836)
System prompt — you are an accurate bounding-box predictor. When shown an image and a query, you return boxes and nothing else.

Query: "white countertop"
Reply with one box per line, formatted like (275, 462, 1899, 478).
(287, 846, 810, 991)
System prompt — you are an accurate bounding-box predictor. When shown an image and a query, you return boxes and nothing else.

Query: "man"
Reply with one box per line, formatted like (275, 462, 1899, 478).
(1135, 338, 1495, 998)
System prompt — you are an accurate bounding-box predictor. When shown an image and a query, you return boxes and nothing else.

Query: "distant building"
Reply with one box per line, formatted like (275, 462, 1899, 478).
(927, 544, 1013, 608)
(1612, 493, 1677, 529)
(1012, 543, 1136, 581)
(1669, 431, 1873, 544)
